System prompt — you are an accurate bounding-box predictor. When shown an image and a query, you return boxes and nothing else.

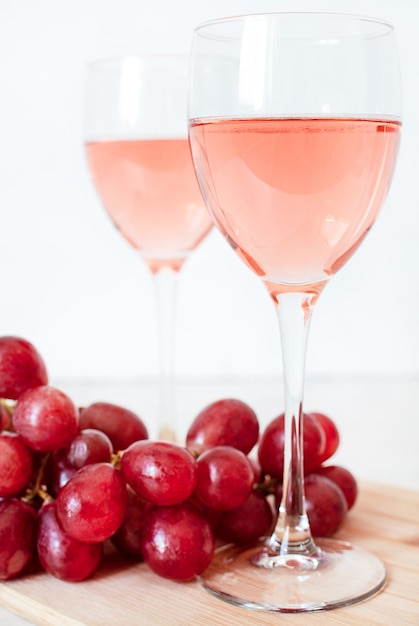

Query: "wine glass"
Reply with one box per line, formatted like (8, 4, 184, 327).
(188, 12, 401, 612)
(83, 55, 213, 440)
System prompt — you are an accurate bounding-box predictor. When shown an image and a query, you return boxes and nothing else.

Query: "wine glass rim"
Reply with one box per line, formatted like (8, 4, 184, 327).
(86, 53, 188, 70)
(193, 11, 394, 37)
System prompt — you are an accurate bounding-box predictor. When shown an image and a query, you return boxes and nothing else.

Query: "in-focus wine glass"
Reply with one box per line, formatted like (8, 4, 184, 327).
(84, 55, 213, 440)
(188, 12, 401, 612)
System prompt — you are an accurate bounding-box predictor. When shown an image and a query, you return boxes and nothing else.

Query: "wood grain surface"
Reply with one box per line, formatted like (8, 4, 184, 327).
(0, 481, 418, 626)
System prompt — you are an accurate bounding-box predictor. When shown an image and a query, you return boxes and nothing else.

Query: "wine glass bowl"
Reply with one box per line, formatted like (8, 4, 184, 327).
(84, 56, 211, 273)
(84, 56, 213, 439)
(188, 12, 401, 612)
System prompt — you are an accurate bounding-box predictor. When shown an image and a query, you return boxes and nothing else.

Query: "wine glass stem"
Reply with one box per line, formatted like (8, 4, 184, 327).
(153, 266, 179, 441)
(270, 290, 319, 555)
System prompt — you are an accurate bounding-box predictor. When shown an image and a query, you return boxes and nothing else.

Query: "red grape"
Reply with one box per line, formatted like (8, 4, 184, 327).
(248, 455, 263, 483)
(79, 402, 148, 452)
(111, 488, 149, 560)
(313, 465, 358, 510)
(55, 462, 127, 543)
(37, 502, 102, 581)
(310, 412, 340, 464)
(194, 446, 254, 511)
(121, 440, 197, 506)
(186, 398, 259, 455)
(304, 474, 347, 537)
(258, 413, 325, 479)
(141, 503, 214, 581)
(66, 428, 113, 468)
(45, 450, 78, 498)
(0, 497, 37, 580)
(0, 432, 34, 496)
(213, 490, 274, 546)
(0, 336, 48, 400)
(13, 385, 79, 452)
(274, 481, 283, 508)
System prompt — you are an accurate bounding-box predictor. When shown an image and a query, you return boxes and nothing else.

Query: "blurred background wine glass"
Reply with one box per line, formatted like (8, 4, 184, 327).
(83, 55, 212, 439)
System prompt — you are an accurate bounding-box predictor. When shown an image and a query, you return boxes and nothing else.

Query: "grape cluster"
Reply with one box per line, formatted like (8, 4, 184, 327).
(0, 336, 358, 584)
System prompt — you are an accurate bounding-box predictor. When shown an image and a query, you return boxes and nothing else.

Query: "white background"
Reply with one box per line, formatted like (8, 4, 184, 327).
(0, 0, 417, 384)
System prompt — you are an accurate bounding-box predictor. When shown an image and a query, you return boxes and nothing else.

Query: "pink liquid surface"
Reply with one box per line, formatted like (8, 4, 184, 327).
(189, 118, 401, 291)
(86, 139, 212, 272)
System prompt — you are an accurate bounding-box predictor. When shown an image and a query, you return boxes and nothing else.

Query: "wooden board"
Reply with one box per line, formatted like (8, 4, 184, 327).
(0, 482, 418, 626)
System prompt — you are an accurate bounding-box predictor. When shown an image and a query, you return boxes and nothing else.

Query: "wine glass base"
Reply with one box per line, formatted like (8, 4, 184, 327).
(198, 538, 386, 613)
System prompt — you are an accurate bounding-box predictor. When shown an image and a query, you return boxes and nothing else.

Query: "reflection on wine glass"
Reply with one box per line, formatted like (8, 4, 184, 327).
(84, 55, 212, 440)
(188, 13, 401, 612)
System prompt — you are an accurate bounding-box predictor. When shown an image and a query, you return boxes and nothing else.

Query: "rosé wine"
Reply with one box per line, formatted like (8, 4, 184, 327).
(189, 117, 400, 290)
(86, 138, 212, 273)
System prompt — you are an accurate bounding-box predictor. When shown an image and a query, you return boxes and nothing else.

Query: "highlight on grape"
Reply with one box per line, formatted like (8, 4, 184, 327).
(0, 335, 357, 583)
